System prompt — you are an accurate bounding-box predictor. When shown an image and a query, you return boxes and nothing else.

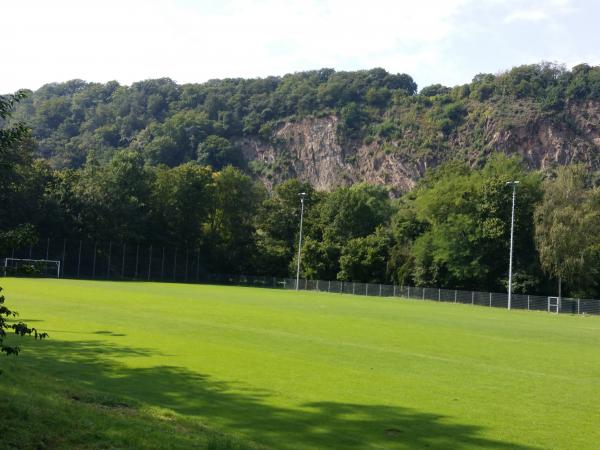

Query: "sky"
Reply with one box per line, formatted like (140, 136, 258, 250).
(2, 0, 599, 93)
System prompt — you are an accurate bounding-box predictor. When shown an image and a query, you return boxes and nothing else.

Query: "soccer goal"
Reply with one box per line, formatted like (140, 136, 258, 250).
(2, 258, 61, 278)
(548, 296, 560, 314)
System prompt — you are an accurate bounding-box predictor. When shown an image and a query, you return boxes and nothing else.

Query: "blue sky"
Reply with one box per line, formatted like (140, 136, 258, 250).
(2, 0, 599, 93)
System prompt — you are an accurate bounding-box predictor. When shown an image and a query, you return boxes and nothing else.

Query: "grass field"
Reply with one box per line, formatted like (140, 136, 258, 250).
(1, 278, 599, 449)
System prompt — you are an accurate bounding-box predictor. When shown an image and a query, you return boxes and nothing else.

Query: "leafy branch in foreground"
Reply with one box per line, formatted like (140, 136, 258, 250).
(0, 286, 48, 357)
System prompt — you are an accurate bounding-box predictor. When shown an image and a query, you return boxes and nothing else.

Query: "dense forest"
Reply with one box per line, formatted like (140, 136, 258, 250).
(2, 63, 600, 297)
(8, 63, 600, 185)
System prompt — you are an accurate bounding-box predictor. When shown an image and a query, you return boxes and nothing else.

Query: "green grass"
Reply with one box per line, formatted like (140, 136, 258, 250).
(1, 278, 599, 449)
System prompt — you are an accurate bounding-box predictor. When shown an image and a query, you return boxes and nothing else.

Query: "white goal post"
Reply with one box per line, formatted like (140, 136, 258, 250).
(548, 296, 560, 314)
(3, 258, 61, 278)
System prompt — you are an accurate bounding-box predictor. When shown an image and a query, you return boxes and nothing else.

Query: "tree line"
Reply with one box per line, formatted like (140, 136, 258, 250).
(2, 88, 600, 298)
(0, 92, 48, 358)
(8, 63, 600, 180)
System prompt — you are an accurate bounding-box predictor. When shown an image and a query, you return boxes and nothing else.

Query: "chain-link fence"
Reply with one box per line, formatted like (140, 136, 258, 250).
(2, 238, 599, 316)
(3, 238, 206, 282)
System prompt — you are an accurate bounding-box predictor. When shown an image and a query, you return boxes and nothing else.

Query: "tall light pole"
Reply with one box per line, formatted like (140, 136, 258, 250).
(506, 180, 520, 310)
(295, 192, 307, 290)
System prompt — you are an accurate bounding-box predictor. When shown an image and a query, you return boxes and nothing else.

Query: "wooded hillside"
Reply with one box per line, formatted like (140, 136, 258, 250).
(8, 63, 600, 191)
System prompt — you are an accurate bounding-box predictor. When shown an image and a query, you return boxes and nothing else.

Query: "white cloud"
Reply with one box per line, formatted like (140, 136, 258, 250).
(504, 9, 549, 23)
(0, 0, 596, 92)
(0, 0, 471, 92)
(503, 0, 576, 23)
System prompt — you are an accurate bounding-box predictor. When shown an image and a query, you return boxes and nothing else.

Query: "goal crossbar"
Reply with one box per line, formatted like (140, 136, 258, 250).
(3, 258, 61, 278)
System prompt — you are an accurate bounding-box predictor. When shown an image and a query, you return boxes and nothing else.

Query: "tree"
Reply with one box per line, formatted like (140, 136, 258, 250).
(0, 92, 48, 360)
(1, 287, 48, 358)
(255, 179, 315, 276)
(534, 165, 600, 296)
(420, 84, 450, 97)
(0, 92, 29, 150)
(151, 162, 213, 246)
(1, 91, 36, 253)
(197, 135, 243, 170)
(338, 227, 391, 283)
(75, 150, 152, 242)
(205, 166, 265, 273)
(403, 155, 542, 290)
(299, 183, 392, 280)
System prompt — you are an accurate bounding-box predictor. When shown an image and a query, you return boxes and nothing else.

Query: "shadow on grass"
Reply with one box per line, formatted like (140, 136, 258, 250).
(94, 330, 127, 337)
(17, 338, 538, 450)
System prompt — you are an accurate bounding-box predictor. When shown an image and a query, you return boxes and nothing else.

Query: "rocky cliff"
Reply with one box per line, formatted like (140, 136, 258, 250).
(12, 65, 600, 192)
(239, 100, 600, 194)
(239, 116, 426, 193)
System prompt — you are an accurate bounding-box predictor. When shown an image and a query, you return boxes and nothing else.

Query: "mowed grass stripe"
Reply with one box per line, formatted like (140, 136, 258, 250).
(2, 278, 599, 449)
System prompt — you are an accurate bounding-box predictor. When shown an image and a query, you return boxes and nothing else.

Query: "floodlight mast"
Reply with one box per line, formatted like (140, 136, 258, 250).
(506, 180, 520, 310)
(295, 192, 307, 290)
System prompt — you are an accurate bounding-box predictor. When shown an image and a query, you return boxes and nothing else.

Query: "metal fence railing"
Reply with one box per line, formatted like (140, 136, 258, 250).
(2, 237, 599, 316)
(278, 278, 600, 316)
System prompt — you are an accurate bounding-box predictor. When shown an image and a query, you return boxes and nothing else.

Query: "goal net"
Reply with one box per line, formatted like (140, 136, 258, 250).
(3, 258, 61, 278)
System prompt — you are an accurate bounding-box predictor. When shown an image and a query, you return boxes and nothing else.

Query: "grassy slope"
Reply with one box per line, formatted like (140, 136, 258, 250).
(1, 278, 599, 449)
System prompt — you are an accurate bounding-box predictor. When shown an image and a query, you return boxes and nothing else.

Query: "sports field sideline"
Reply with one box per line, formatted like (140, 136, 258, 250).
(1, 278, 599, 449)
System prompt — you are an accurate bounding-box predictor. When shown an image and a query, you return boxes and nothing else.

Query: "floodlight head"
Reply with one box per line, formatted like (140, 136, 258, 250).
(299, 192, 307, 197)
(505, 180, 520, 185)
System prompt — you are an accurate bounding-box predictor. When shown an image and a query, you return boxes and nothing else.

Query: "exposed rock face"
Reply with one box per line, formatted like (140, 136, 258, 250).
(238, 116, 425, 194)
(486, 101, 600, 169)
(238, 101, 600, 194)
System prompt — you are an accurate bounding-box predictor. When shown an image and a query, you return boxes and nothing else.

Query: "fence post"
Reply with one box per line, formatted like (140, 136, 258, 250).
(45, 237, 50, 260)
(488, 292, 491, 307)
(352, 282, 355, 295)
(197, 250, 203, 282)
(61, 239, 67, 278)
(577, 298, 580, 315)
(77, 240, 82, 278)
(304, 278, 308, 290)
(454, 290, 457, 303)
(92, 242, 97, 278)
(148, 246, 153, 281)
(135, 244, 140, 279)
(173, 248, 178, 281)
(527, 295, 530, 310)
(422, 288, 425, 300)
(107, 241, 112, 279)
(184, 249, 189, 282)
(408, 286, 410, 298)
(393, 285, 396, 297)
(121, 243, 126, 278)
(379, 284, 382, 296)
(366, 283, 368, 296)
(438, 288, 441, 301)
(328, 280, 331, 292)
